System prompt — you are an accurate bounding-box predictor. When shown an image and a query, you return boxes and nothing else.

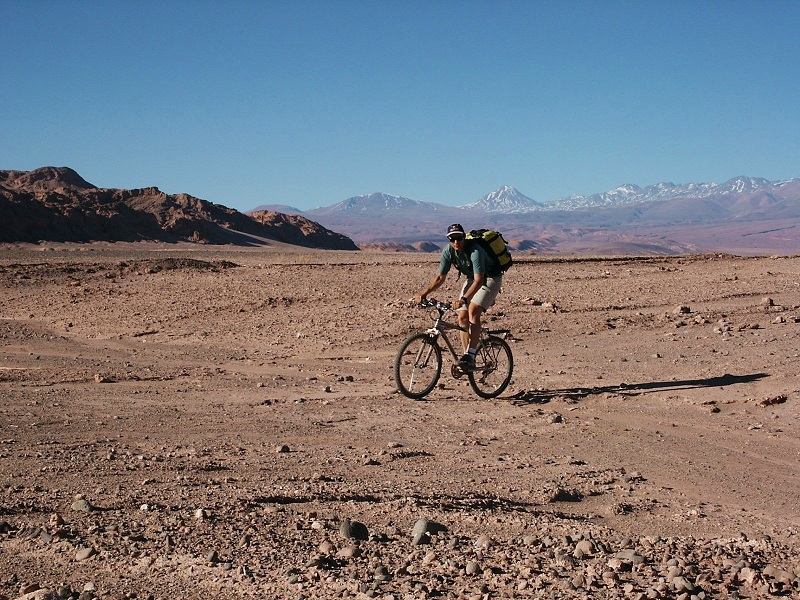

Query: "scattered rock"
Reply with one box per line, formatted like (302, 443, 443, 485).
(758, 394, 788, 407)
(412, 518, 447, 539)
(339, 518, 369, 541)
(70, 499, 93, 513)
(74, 547, 96, 561)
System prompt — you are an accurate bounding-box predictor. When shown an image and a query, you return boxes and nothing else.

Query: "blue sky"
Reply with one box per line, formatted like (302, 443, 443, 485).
(2, 0, 799, 211)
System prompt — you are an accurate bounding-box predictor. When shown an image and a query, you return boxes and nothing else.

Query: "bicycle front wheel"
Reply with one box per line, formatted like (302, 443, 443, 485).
(394, 333, 442, 399)
(468, 335, 513, 398)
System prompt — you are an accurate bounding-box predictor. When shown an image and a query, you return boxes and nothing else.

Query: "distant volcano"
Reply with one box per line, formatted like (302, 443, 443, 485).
(461, 186, 545, 213)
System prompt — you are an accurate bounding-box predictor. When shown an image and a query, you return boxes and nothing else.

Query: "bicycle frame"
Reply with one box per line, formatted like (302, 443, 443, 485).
(422, 300, 510, 364)
(424, 311, 466, 363)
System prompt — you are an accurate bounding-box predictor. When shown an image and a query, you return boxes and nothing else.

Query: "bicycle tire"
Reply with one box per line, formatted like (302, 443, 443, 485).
(394, 333, 442, 399)
(468, 335, 513, 398)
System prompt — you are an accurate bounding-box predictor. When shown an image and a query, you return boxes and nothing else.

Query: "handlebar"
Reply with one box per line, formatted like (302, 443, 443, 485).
(419, 298, 452, 311)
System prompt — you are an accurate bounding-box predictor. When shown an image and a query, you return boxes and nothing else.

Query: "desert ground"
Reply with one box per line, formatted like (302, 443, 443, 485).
(1, 243, 799, 600)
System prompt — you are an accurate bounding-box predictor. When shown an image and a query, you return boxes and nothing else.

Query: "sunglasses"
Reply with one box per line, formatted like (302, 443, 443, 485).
(448, 235, 465, 242)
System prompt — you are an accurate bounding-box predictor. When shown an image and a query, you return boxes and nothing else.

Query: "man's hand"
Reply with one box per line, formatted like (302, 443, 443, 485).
(415, 294, 426, 305)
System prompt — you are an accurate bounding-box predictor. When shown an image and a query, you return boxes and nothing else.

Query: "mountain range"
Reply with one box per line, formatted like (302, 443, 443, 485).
(251, 176, 800, 255)
(3, 167, 799, 256)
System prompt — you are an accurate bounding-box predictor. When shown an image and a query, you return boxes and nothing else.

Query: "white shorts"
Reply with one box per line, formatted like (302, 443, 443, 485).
(460, 274, 502, 311)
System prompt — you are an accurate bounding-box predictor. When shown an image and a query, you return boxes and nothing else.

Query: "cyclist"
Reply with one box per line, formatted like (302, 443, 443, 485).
(416, 223, 503, 371)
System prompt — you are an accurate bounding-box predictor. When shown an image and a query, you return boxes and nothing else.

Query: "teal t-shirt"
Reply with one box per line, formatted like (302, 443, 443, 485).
(438, 241, 497, 277)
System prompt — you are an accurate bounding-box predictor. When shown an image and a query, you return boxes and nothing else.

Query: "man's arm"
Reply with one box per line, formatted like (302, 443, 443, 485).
(459, 272, 485, 304)
(417, 273, 447, 304)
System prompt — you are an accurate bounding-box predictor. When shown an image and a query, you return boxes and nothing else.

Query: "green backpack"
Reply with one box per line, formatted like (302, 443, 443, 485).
(466, 229, 513, 273)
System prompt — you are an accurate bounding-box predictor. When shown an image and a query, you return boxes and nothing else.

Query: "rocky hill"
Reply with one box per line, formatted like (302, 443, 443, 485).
(0, 167, 358, 250)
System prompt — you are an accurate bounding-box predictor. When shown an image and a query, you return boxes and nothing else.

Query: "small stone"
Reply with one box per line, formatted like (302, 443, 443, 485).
(602, 570, 618, 584)
(412, 518, 447, 538)
(276, 444, 290, 453)
(574, 539, 594, 556)
(19, 584, 40, 595)
(71, 499, 93, 512)
(465, 560, 482, 575)
(671, 575, 694, 592)
(336, 546, 360, 559)
(412, 532, 430, 545)
(75, 547, 96, 561)
(614, 549, 646, 564)
(339, 518, 369, 540)
(306, 554, 324, 568)
(16, 589, 51, 600)
(763, 564, 794, 585)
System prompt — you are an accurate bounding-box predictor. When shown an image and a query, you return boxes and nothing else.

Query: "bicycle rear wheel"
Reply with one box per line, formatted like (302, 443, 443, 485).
(394, 333, 442, 399)
(468, 335, 513, 398)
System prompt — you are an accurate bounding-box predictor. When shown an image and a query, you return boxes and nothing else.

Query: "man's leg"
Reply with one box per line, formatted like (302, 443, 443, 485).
(460, 276, 501, 371)
(458, 279, 473, 353)
(467, 303, 484, 352)
(457, 307, 470, 353)
(457, 303, 484, 371)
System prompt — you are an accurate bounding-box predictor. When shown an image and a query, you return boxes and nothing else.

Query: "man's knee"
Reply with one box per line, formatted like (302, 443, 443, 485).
(468, 305, 484, 323)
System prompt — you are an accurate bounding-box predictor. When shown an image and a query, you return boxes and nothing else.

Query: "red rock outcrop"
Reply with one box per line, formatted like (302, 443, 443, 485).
(0, 167, 358, 250)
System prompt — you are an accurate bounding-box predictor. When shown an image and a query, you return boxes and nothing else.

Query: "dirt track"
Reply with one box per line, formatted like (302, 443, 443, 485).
(1, 243, 799, 599)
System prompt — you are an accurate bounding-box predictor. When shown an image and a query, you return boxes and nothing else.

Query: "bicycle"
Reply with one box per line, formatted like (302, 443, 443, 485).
(394, 298, 514, 399)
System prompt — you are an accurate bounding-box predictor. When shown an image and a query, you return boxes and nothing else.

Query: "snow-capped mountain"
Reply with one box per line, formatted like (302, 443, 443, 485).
(255, 177, 798, 220)
(461, 185, 544, 213)
(550, 177, 784, 211)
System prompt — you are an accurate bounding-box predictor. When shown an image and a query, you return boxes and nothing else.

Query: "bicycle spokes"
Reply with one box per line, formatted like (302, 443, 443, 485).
(394, 333, 443, 399)
(468, 336, 513, 399)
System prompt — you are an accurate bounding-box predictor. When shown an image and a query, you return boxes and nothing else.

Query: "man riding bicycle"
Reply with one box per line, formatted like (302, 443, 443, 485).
(416, 223, 503, 372)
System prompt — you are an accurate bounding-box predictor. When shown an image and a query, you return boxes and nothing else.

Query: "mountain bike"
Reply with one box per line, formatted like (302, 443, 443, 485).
(394, 298, 514, 399)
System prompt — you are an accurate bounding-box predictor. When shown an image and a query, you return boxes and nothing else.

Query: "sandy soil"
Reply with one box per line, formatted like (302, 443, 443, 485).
(1, 243, 799, 599)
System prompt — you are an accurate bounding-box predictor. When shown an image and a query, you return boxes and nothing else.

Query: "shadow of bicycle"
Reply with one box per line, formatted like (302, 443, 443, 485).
(509, 372, 769, 405)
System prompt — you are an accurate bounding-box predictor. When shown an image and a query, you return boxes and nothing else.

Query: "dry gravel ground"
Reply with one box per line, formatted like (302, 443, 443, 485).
(1, 243, 799, 600)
